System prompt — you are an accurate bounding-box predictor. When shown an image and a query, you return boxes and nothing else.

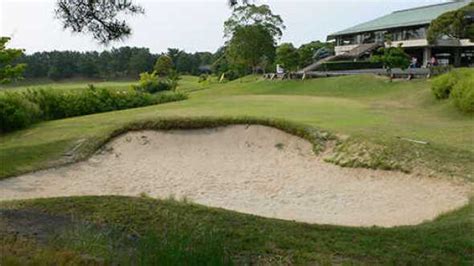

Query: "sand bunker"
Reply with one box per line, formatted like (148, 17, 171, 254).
(0, 125, 470, 227)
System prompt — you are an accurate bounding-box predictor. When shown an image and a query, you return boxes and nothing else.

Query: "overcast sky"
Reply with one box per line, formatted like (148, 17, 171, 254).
(1, 0, 448, 54)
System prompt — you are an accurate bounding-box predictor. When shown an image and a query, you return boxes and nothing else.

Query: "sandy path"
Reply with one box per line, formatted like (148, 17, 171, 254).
(0, 125, 470, 227)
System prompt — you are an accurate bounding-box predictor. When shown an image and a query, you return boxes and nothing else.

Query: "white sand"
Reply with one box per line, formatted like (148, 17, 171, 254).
(0, 125, 470, 227)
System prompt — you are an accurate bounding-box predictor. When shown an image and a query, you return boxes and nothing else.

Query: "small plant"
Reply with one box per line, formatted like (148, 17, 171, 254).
(275, 143, 285, 150)
(167, 69, 181, 91)
(198, 74, 208, 83)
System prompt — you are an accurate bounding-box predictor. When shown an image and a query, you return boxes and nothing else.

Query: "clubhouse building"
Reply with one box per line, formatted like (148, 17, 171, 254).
(327, 1, 473, 67)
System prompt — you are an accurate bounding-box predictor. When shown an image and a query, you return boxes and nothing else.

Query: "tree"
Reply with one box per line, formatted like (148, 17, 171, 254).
(53, 0, 252, 44)
(427, 2, 474, 44)
(226, 24, 276, 74)
(166, 48, 182, 66)
(228, 0, 251, 7)
(154, 55, 174, 76)
(370, 44, 410, 82)
(128, 48, 155, 77)
(224, 4, 285, 40)
(55, 0, 144, 44)
(0, 37, 26, 84)
(276, 43, 299, 72)
(298, 41, 334, 67)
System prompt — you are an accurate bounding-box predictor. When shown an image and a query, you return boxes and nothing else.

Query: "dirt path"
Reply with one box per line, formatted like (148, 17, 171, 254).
(0, 125, 470, 227)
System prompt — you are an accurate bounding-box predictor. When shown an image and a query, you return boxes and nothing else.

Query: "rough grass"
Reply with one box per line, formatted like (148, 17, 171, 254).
(1, 196, 473, 265)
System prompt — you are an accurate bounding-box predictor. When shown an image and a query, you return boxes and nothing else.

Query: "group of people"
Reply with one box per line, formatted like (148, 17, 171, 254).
(409, 56, 438, 68)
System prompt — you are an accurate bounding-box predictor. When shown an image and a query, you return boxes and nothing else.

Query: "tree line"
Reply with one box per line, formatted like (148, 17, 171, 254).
(17, 47, 215, 81)
(14, 41, 334, 82)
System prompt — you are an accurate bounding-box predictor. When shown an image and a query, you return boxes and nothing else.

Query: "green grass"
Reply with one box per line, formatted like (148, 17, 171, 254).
(1, 74, 472, 179)
(0, 74, 473, 264)
(0, 75, 204, 94)
(1, 196, 473, 264)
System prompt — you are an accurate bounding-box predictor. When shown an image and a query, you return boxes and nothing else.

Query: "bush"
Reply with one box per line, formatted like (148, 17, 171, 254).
(154, 91, 187, 104)
(315, 61, 383, 71)
(451, 78, 474, 113)
(432, 72, 459, 99)
(431, 68, 474, 99)
(0, 86, 186, 133)
(0, 92, 41, 133)
(134, 72, 172, 93)
(198, 74, 209, 83)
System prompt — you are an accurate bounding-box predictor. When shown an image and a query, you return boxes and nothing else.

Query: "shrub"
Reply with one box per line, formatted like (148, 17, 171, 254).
(154, 91, 187, 104)
(0, 86, 186, 133)
(432, 72, 459, 99)
(134, 72, 171, 93)
(0, 92, 41, 132)
(451, 78, 474, 113)
(431, 68, 474, 99)
(198, 74, 209, 83)
(316, 61, 383, 71)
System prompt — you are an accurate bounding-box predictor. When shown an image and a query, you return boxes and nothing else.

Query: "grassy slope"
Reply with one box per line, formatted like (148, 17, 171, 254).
(1, 196, 473, 264)
(1, 75, 473, 264)
(1, 75, 472, 179)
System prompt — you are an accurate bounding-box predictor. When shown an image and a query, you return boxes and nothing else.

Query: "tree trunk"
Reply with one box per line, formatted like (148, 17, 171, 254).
(387, 68, 393, 82)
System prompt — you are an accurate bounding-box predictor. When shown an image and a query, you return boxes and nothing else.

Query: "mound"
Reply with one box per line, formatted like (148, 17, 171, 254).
(0, 125, 469, 227)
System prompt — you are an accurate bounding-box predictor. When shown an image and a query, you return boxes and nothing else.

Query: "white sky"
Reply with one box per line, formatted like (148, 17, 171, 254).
(1, 0, 447, 54)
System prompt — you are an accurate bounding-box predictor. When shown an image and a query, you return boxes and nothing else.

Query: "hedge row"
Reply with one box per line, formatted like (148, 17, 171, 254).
(315, 61, 383, 71)
(0, 86, 187, 133)
(431, 68, 474, 113)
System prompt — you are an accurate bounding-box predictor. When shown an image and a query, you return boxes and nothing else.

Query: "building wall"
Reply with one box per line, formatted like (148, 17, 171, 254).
(334, 39, 474, 56)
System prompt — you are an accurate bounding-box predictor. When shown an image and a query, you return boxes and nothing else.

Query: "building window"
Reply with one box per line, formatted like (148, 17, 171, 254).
(388, 26, 426, 41)
(361, 32, 375, 44)
(340, 35, 358, 45)
(405, 27, 426, 40)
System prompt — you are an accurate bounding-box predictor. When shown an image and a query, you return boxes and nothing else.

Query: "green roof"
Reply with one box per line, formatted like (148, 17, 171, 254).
(328, 1, 471, 38)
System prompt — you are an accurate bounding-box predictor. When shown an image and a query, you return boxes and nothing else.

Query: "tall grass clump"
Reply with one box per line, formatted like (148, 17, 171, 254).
(136, 229, 232, 266)
(53, 223, 232, 265)
(0, 85, 187, 133)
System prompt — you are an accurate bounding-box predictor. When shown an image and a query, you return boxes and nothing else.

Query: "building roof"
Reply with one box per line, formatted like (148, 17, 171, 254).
(328, 1, 471, 38)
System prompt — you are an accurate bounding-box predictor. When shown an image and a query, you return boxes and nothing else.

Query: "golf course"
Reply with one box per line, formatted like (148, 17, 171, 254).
(1, 0, 474, 264)
(1, 74, 473, 264)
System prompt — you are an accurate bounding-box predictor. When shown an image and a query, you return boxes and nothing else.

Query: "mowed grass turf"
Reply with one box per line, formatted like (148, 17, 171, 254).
(0, 74, 473, 264)
(1, 74, 472, 179)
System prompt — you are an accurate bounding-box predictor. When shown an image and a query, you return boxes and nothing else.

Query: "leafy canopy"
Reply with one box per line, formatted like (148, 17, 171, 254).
(370, 44, 410, 71)
(224, 4, 285, 40)
(154, 55, 174, 76)
(427, 2, 474, 43)
(276, 43, 300, 71)
(0, 37, 26, 84)
(55, 0, 144, 44)
(226, 24, 276, 73)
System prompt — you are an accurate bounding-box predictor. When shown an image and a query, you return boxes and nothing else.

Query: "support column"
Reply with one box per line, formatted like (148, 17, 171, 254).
(453, 48, 461, 67)
(422, 47, 431, 67)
